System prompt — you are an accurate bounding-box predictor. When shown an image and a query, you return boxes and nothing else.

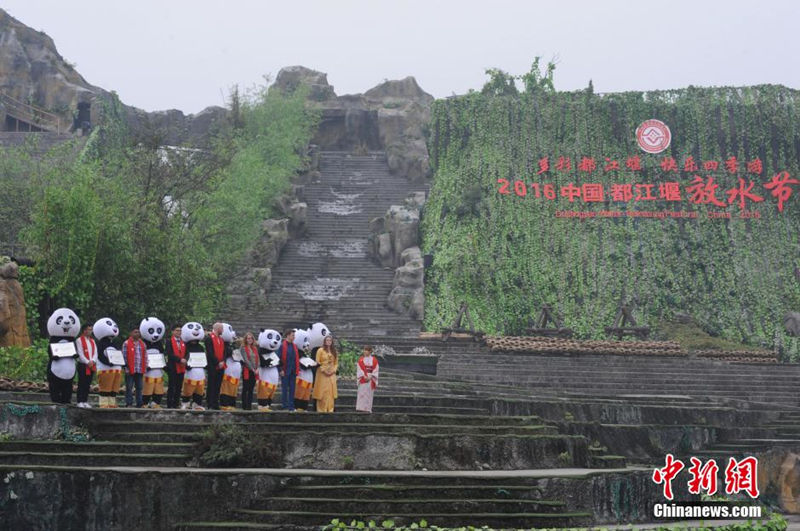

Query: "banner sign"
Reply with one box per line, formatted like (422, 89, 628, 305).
(497, 154, 797, 218)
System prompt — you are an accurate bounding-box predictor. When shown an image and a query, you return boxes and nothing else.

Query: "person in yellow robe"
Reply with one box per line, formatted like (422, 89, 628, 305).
(312, 335, 338, 412)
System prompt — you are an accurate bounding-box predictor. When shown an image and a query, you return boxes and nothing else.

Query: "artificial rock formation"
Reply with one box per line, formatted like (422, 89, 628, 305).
(0, 9, 227, 145)
(368, 192, 426, 321)
(275, 66, 433, 182)
(0, 258, 31, 348)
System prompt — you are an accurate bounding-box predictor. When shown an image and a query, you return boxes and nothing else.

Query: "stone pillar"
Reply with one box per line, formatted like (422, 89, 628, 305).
(0, 258, 31, 348)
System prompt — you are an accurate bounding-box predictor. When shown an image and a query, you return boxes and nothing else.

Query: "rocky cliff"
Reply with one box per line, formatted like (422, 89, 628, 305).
(0, 8, 227, 145)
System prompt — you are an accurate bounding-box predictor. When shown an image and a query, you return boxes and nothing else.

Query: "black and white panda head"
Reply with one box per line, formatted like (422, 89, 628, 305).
(139, 317, 165, 343)
(93, 318, 119, 340)
(221, 323, 236, 343)
(307, 322, 330, 349)
(181, 322, 205, 343)
(47, 308, 80, 338)
(293, 328, 311, 353)
(258, 329, 281, 351)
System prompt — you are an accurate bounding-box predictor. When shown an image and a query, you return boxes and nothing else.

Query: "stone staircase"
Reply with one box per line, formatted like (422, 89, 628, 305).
(0, 358, 791, 529)
(225, 151, 425, 339)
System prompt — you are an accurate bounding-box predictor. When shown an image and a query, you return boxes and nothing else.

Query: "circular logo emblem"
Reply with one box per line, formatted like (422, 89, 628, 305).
(636, 119, 671, 154)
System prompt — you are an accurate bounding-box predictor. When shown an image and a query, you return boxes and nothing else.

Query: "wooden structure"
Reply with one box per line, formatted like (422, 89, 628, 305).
(441, 302, 485, 341)
(526, 304, 573, 338)
(604, 301, 650, 340)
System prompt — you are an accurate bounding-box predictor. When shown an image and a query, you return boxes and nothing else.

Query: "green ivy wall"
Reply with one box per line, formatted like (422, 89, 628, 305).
(422, 85, 800, 351)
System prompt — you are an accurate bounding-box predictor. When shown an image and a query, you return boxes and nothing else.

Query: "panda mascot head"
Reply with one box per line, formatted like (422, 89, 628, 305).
(258, 329, 281, 352)
(293, 328, 311, 355)
(182, 322, 205, 343)
(220, 323, 236, 343)
(307, 322, 330, 349)
(93, 318, 119, 340)
(47, 308, 81, 340)
(139, 317, 166, 345)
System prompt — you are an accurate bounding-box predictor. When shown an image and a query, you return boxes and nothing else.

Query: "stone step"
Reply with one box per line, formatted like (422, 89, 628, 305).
(282, 483, 545, 500)
(82, 410, 534, 427)
(90, 419, 559, 437)
(227, 508, 592, 529)
(0, 451, 189, 467)
(260, 495, 568, 514)
(0, 440, 193, 455)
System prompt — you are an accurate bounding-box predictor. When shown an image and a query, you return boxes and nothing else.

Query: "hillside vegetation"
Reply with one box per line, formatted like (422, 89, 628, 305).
(423, 68, 800, 355)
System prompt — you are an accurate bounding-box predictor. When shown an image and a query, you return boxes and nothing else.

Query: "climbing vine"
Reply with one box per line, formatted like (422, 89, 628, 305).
(423, 79, 800, 353)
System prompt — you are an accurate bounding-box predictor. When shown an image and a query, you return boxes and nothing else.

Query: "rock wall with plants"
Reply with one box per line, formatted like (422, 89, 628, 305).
(423, 82, 800, 353)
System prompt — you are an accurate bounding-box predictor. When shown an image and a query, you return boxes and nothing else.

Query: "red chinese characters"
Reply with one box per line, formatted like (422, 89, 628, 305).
(578, 157, 597, 173)
(652, 455, 760, 500)
(724, 457, 760, 498)
(653, 454, 685, 500)
(764, 171, 798, 213)
(687, 457, 719, 496)
(686, 176, 727, 207)
(725, 178, 764, 210)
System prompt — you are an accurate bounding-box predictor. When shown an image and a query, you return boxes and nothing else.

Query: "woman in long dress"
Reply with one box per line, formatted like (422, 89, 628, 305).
(355, 345, 379, 413)
(311, 335, 339, 412)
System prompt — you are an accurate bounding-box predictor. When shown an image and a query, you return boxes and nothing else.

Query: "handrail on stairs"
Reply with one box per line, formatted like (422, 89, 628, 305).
(0, 92, 61, 133)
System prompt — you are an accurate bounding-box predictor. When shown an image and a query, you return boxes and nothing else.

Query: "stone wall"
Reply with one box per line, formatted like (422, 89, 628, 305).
(0, 258, 30, 348)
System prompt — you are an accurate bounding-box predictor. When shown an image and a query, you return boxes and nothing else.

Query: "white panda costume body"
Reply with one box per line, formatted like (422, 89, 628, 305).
(94, 317, 122, 408)
(46, 308, 80, 404)
(221, 324, 240, 379)
(140, 317, 166, 408)
(181, 322, 207, 410)
(219, 323, 240, 409)
(256, 329, 281, 411)
(293, 328, 316, 411)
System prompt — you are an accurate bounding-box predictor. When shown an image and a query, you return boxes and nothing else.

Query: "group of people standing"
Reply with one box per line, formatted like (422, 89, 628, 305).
(45, 308, 381, 413)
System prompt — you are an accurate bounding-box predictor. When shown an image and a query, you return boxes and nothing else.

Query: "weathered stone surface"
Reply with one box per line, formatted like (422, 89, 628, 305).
(405, 191, 427, 210)
(288, 201, 308, 238)
(0, 9, 100, 130)
(0, 258, 30, 348)
(249, 219, 289, 267)
(785, 312, 800, 336)
(386, 138, 430, 183)
(0, 467, 282, 531)
(0, 9, 227, 145)
(273, 65, 336, 101)
(394, 261, 423, 289)
(400, 246, 422, 266)
(385, 205, 420, 266)
(376, 233, 393, 267)
(388, 285, 424, 320)
(368, 216, 385, 234)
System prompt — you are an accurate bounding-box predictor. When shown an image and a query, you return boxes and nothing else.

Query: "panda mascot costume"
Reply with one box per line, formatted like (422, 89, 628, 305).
(140, 317, 166, 408)
(219, 323, 240, 410)
(180, 322, 207, 410)
(46, 308, 81, 404)
(94, 317, 123, 408)
(256, 329, 281, 412)
(293, 328, 317, 412)
(307, 321, 331, 366)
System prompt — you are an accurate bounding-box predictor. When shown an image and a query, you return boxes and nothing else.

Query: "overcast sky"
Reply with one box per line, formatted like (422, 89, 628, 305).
(5, 1, 800, 114)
